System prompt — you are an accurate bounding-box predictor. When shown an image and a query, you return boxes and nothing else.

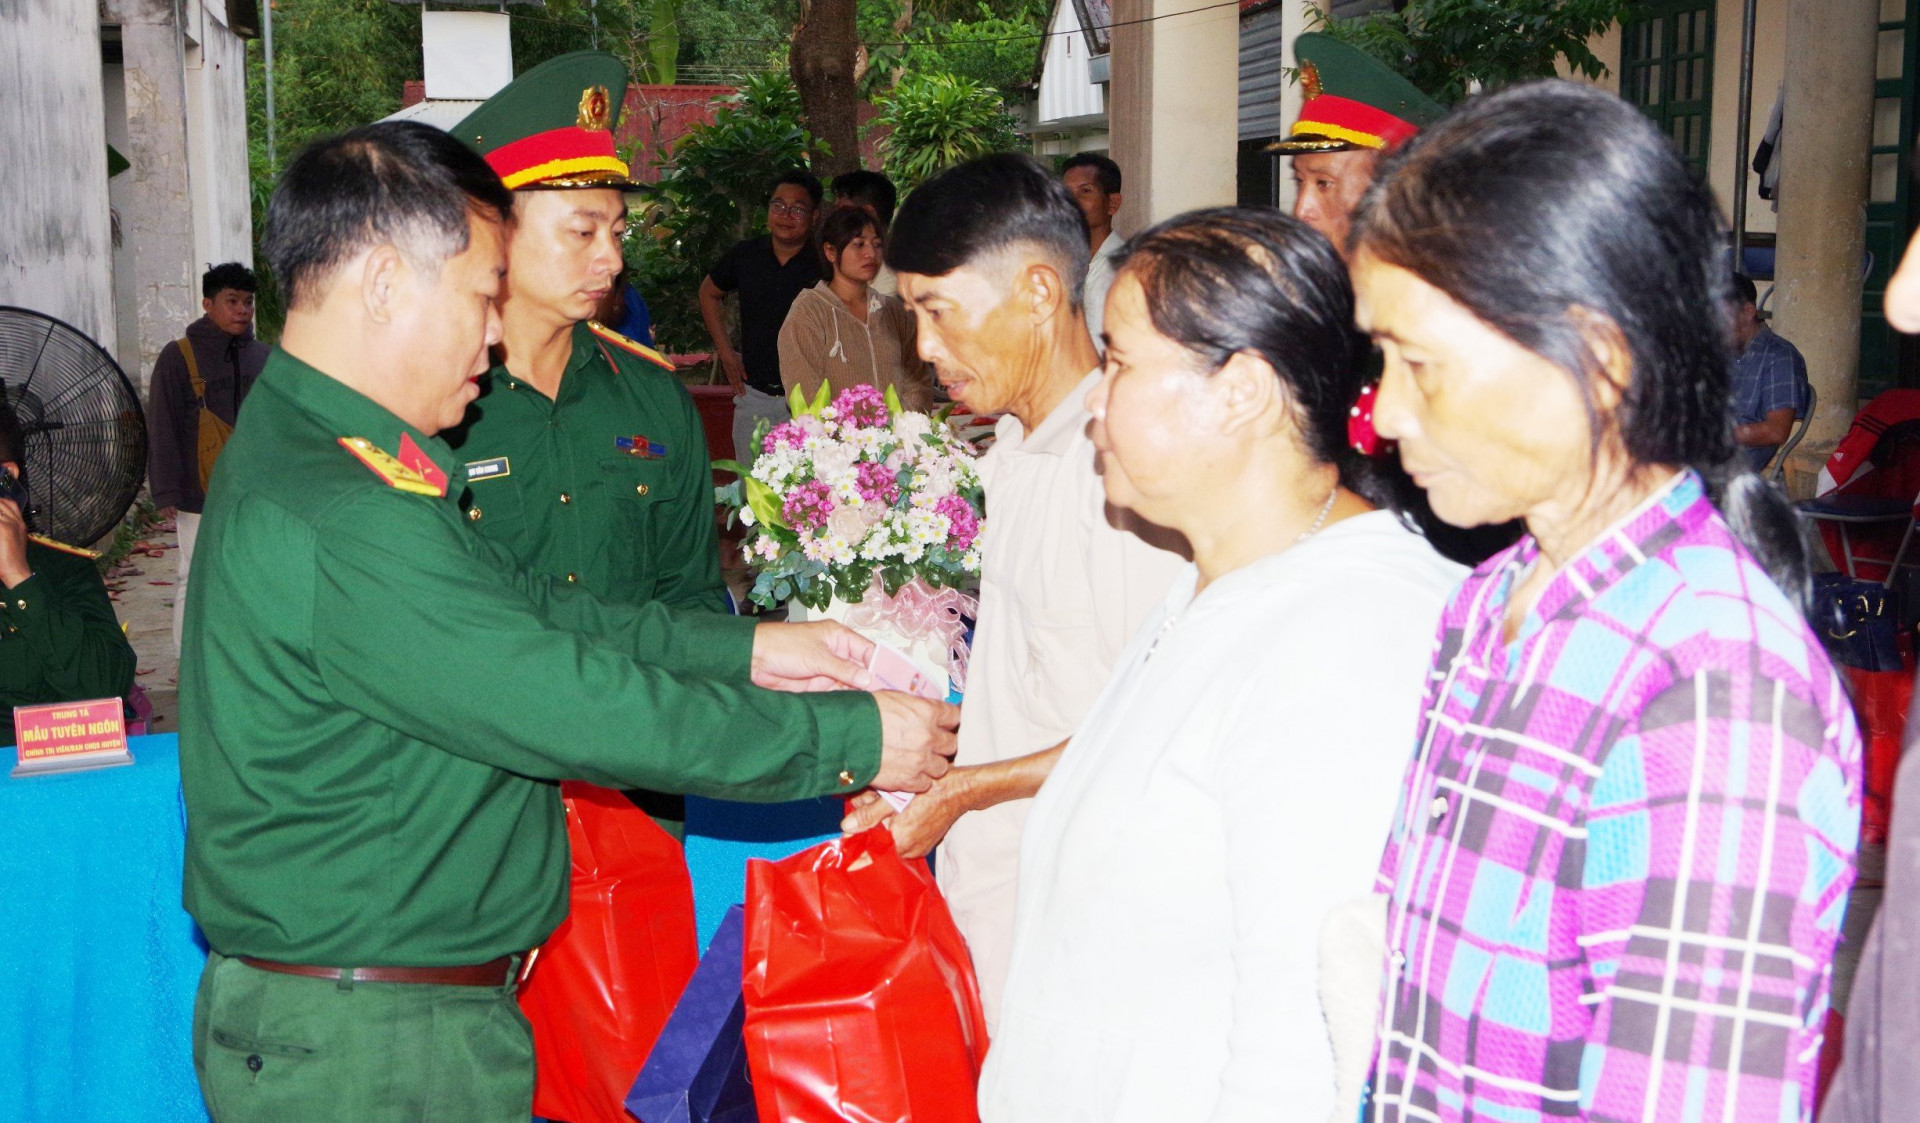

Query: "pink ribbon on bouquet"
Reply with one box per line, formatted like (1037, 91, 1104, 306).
(845, 579, 979, 692)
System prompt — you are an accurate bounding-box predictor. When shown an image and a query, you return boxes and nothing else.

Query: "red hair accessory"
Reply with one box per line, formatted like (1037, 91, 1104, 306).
(1348, 382, 1390, 456)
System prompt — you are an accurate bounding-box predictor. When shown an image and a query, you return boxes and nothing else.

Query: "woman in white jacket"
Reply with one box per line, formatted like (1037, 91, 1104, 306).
(777, 206, 932, 410)
(977, 208, 1464, 1122)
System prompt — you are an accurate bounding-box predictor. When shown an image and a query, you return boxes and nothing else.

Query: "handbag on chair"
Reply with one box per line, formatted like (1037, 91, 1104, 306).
(1811, 572, 1905, 672)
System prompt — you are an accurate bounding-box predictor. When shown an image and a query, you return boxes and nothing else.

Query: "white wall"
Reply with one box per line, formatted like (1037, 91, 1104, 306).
(185, 3, 254, 271)
(1037, 0, 1107, 126)
(0, 0, 117, 353)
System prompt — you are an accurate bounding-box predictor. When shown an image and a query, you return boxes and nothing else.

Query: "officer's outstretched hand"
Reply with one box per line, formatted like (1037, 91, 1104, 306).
(871, 692, 960, 793)
(750, 620, 876, 692)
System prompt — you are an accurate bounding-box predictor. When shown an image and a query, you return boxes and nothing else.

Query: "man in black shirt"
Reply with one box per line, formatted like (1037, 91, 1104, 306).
(699, 169, 823, 460)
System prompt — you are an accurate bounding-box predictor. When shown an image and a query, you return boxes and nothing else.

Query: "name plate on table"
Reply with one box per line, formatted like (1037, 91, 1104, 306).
(11, 698, 132, 777)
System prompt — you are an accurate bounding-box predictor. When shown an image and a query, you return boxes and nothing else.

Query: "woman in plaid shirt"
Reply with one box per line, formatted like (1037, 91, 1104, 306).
(1349, 82, 1862, 1122)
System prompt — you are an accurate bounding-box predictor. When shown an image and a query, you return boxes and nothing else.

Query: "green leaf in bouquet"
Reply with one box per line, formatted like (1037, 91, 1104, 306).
(751, 416, 774, 452)
(934, 403, 956, 424)
(772, 577, 794, 603)
(811, 380, 833, 416)
(883, 384, 904, 417)
(712, 459, 750, 479)
(743, 475, 789, 529)
(788, 384, 810, 417)
(920, 434, 944, 448)
(881, 567, 909, 597)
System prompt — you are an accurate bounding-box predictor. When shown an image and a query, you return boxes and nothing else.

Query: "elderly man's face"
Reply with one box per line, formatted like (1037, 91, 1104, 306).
(389, 210, 508, 434)
(1291, 149, 1380, 255)
(898, 254, 1054, 420)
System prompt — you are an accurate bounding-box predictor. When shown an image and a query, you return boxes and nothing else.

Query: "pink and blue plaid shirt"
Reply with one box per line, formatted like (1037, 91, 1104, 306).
(1369, 471, 1861, 1123)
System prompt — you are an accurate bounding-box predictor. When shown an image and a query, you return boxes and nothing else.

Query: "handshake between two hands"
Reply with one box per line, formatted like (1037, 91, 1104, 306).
(748, 619, 960, 796)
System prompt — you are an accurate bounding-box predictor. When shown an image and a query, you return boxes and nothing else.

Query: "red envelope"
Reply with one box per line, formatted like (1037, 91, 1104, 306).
(520, 782, 700, 1123)
(742, 826, 991, 1123)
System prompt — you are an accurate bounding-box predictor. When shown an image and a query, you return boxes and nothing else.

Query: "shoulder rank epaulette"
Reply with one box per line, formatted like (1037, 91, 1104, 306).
(587, 320, 676, 373)
(28, 534, 99, 560)
(338, 436, 447, 497)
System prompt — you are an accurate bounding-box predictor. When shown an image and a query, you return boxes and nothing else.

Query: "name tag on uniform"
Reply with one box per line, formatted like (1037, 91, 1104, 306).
(465, 456, 511, 482)
(617, 435, 666, 460)
(12, 698, 131, 777)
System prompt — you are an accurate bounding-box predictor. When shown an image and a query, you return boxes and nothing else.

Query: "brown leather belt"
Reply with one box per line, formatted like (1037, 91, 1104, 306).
(239, 955, 520, 987)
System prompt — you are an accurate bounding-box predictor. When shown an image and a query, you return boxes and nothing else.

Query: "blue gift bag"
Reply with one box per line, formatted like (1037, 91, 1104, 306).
(626, 905, 756, 1123)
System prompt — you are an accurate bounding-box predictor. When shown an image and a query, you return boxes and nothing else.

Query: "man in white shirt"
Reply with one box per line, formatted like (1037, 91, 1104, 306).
(843, 153, 1185, 1027)
(1061, 154, 1126, 346)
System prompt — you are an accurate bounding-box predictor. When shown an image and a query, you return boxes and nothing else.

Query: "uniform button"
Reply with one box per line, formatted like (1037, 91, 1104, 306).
(635, 483, 650, 497)
(246, 1054, 263, 1073)
(467, 507, 483, 521)
(1430, 795, 1449, 820)
(838, 770, 855, 786)
(13, 599, 24, 611)
(566, 573, 578, 584)
(559, 492, 571, 505)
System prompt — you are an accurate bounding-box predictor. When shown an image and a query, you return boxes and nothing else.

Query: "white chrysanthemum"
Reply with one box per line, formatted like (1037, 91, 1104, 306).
(961, 548, 982, 571)
(892, 412, 931, 442)
(825, 466, 862, 505)
(801, 536, 830, 562)
(826, 536, 856, 566)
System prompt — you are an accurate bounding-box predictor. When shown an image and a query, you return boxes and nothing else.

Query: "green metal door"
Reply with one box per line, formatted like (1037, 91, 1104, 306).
(1863, 0, 1920, 398)
(1621, 1, 1716, 177)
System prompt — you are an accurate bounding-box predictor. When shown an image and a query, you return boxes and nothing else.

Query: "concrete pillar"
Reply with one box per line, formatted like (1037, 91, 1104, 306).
(106, 0, 200, 396)
(0, 0, 116, 352)
(1107, 0, 1240, 238)
(1774, 0, 1878, 495)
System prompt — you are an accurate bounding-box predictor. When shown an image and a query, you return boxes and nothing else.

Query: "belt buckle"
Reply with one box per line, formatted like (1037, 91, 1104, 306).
(516, 947, 541, 987)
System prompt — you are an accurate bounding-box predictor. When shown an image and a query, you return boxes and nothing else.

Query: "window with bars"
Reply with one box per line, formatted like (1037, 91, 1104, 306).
(1620, 1, 1716, 174)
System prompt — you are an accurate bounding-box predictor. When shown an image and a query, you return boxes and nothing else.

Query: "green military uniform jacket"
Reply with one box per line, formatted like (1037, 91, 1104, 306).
(0, 541, 136, 744)
(179, 349, 880, 967)
(449, 321, 723, 612)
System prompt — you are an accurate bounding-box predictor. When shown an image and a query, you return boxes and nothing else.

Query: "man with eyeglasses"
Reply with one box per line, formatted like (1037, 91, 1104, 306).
(699, 169, 824, 460)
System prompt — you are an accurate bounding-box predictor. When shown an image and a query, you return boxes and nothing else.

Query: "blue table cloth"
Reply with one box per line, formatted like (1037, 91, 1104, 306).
(0, 734, 210, 1123)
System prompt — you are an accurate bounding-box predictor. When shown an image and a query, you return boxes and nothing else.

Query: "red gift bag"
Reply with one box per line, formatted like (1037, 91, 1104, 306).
(1846, 666, 1912, 847)
(742, 826, 991, 1123)
(519, 782, 700, 1123)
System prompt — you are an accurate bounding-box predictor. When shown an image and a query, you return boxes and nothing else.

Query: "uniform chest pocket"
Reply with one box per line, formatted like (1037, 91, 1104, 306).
(600, 456, 677, 577)
(460, 470, 527, 540)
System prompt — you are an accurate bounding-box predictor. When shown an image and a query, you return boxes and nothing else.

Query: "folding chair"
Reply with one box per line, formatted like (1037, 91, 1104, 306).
(1799, 393, 1920, 585)
(1766, 383, 1815, 484)
(1799, 484, 1920, 585)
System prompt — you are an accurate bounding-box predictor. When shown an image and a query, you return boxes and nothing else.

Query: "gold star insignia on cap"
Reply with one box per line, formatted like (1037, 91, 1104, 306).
(577, 85, 611, 131)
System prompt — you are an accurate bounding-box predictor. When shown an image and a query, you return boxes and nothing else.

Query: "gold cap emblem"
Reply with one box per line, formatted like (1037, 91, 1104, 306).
(578, 85, 611, 131)
(1301, 60, 1323, 102)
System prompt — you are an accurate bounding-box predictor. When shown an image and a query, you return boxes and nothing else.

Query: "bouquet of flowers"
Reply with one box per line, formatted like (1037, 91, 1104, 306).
(715, 382, 985, 690)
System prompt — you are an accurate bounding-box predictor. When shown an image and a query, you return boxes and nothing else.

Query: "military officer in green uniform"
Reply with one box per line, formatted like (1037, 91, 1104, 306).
(448, 52, 719, 833)
(0, 403, 134, 739)
(180, 120, 957, 1123)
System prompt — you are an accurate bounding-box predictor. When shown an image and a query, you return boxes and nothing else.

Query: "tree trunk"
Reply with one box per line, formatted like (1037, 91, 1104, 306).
(790, 0, 861, 177)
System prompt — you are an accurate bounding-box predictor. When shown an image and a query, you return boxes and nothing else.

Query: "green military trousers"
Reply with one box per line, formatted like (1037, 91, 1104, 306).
(192, 951, 535, 1122)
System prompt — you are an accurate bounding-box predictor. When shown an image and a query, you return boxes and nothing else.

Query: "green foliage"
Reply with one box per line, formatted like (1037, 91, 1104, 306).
(873, 71, 1019, 190)
(882, 5, 1045, 95)
(243, 0, 424, 341)
(677, 0, 792, 82)
(1308, 0, 1637, 106)
(627, 74, 820, 352)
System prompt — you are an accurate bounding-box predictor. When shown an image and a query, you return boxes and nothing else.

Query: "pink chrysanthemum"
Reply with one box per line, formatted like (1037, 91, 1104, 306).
(762, 422, 807, 455)
(855, 460, 901, 506)
(783, 479, 835, 533)
(935, 494, 980, 552)
(833, 384, 891, 428)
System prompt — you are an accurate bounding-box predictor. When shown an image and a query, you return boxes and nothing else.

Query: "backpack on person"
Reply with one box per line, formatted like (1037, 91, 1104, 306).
(174, 338, 234, 492)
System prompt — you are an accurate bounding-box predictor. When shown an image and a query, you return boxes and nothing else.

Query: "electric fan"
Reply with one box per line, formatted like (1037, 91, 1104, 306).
(0, 307, 147, 548)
